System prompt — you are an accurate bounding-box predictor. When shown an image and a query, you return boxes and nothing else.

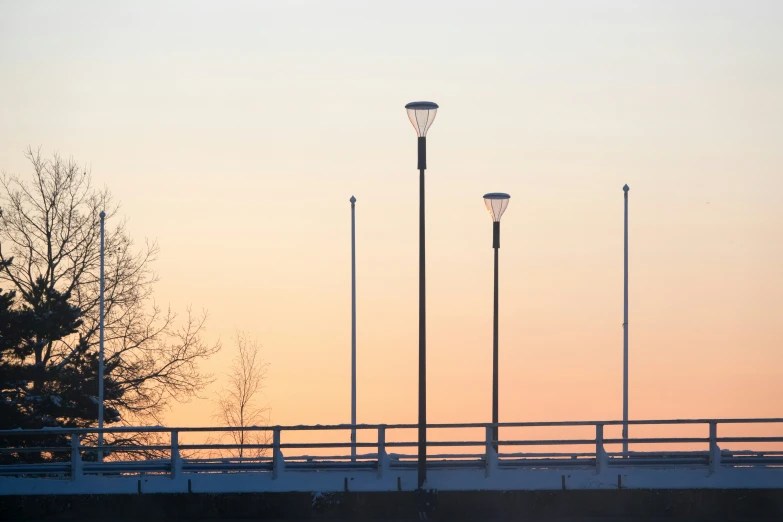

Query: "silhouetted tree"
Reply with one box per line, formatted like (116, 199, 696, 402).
(212, 331, 269, 460)
(0, 266, 123, 461)
(0, 148, 219, 440)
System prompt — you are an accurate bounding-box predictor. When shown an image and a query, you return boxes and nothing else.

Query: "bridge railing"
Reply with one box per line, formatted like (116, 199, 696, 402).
(1, 418, 782, 479)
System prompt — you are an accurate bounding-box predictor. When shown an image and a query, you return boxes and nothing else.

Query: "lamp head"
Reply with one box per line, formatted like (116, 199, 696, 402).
(483, 193, 511, 222)
(405, 101, 439, 137)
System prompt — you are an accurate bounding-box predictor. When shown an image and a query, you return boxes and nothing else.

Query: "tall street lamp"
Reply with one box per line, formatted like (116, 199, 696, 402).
(483, 193, 510, 451)
(405, 100, 438, 489)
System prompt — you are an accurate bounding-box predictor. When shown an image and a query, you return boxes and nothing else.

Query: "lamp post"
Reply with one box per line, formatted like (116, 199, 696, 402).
(350, 195, 357, 461)
(483, 193, 510, 452)
(405, 101, 438, 489)
(622, 184, 629, 456)
(98, 210, 106, 462)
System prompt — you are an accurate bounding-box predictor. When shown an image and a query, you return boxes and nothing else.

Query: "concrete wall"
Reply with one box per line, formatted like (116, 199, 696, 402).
(2, 489, 783, 521)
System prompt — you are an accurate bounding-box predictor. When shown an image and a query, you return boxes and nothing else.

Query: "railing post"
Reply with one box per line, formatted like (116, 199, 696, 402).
(71, 433, 82, 480)
(709, 422, 719, 475)
(171, 430, 182, 479)
(377, 425, 388, 478)
(595, 424, 608, 474)
(272, 427, 284, 479)
(485, 426, 498, 478)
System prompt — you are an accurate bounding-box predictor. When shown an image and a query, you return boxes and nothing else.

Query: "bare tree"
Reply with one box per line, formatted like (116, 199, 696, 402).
(0, 148, 220, 431)
(212, 331, 269, 460)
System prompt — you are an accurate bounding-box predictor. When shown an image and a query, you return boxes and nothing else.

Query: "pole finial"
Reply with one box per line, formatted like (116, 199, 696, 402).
(350, 196, 356, 204)
(623, 184, 629, 192)
(99, 210, 106, 219)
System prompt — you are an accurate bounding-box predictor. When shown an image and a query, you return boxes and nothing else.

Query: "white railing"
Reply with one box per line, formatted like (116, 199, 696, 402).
(1, 418, 782, 493)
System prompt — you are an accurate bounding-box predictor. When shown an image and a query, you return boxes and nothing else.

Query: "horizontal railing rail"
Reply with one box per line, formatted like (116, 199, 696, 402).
(1, 418, 782, 483)
(3, 417, 783, 437)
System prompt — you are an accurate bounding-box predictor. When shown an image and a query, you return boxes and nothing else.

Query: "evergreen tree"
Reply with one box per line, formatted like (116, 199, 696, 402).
(0, 266, 120, 462)
(0, 149, 218, 431)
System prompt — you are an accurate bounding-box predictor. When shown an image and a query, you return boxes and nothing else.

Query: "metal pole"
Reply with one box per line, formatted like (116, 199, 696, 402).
(98, 210, 106, 462)
(622, 185, 629, 456)
(350, 196, 357, 461)
(492, 221, 500, 451)
(418, 137, 427, 489)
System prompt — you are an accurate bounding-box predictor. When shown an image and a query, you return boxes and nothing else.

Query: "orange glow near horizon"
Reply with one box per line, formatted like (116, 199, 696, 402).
(0, 1, 781, 439)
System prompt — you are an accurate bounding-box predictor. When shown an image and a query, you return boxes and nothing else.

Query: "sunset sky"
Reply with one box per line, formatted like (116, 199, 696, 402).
(1, 1, 781, 432)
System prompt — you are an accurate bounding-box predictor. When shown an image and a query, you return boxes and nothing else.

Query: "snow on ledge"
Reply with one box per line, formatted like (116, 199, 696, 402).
(2, 465, 783, 495)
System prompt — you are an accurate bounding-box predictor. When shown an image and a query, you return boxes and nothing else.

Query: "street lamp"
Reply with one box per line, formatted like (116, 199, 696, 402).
(405, 100, 438, 489)
(483, 192, 510, 452)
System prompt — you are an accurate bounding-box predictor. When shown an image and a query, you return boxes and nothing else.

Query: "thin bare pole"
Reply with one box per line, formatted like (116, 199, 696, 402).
(350, 196, 357, 461)
(622, 185, 629, 456)
(98, 210, 106, 462)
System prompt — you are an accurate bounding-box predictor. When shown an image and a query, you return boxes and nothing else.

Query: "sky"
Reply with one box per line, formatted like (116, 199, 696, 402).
(1, 1, 782, 435)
